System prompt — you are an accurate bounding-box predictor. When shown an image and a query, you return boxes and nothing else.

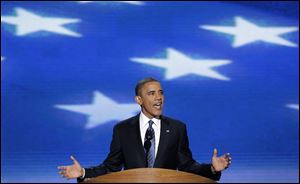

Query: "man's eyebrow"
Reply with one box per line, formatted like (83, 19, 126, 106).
(147, 90, 156, 93)
(147, 89, 163, 93)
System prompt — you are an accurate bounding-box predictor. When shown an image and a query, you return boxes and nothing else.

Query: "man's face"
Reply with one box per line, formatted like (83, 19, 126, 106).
(136, 81, 164, 119)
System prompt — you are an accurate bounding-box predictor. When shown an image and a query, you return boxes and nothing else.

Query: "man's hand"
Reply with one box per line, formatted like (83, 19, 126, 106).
(211, 148, 231, 172)
(58, 155, 84, 179)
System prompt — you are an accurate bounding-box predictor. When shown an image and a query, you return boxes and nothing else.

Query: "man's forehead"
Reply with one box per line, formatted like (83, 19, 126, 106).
(143, 81, 162, 90)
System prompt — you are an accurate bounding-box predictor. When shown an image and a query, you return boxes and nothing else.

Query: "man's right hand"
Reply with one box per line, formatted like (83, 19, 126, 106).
(58, 155, 84, 179)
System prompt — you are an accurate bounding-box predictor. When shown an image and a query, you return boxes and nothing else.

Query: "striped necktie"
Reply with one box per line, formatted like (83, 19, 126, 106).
(144, 120, 155, 168)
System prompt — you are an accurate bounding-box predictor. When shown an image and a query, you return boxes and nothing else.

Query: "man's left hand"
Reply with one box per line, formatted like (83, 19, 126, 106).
(211, 148, 231, 172)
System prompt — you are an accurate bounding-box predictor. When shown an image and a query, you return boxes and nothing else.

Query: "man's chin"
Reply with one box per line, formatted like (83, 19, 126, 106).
(142, 108, 162, 119)
(152, 111, 162, 118)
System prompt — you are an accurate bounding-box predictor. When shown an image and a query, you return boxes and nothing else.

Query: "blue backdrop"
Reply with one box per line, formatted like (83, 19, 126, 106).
(1, 1, 299, 183)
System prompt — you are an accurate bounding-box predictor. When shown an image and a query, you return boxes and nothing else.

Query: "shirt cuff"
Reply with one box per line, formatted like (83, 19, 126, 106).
(80, 168, 85, 179)
(211, 165, 217, 174)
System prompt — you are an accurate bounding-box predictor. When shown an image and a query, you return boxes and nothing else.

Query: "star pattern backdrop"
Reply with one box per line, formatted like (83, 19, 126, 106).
(1, 1, 299, 183)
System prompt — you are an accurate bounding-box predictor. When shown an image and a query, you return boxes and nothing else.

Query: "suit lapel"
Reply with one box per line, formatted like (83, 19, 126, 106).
(154, 116, 170, 167)
(129, 114, 146, 166)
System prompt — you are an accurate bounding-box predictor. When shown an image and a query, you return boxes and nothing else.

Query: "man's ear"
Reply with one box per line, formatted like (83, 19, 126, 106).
(135, 96, 142, 106)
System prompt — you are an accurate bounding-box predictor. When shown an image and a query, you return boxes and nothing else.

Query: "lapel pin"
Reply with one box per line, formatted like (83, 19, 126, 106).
(166, 130, 170, 133)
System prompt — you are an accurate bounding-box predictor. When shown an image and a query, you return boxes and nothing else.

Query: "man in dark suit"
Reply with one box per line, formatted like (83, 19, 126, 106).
(58, 78, 231, 181)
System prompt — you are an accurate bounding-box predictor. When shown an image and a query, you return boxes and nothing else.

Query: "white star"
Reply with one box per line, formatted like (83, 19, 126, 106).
(1, 8, 81, 37)
(200, 16, 298, 48)
(78, 1, 144, 5)
(55, 91, 139, 129)
(1, 57, 4, 62)
(286, 104, 299, 110)
(130, 48, 231, 81)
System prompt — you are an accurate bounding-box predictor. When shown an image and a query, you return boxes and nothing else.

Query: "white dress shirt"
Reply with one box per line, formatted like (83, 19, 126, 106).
(139, 111, 161, 158)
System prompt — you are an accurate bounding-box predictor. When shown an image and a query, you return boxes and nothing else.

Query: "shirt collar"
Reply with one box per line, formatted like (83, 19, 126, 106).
(140, 111, 160, 128)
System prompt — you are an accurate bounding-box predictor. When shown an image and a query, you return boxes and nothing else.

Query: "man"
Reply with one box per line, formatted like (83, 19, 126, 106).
(58, 78, 231, 181)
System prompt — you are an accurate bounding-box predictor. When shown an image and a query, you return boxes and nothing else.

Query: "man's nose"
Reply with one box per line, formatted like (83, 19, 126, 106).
(155, 93, 163, 100)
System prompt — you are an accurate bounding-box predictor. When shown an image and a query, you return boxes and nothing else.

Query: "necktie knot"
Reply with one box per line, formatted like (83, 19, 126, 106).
(148, 120, 154, 128)
(146, 120, 154, 140)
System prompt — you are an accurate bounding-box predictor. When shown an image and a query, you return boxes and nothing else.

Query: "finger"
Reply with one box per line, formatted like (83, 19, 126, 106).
(60, 172, 67, 178)
(223, 154, 231, 162)
(59, 171, 66, 175)
(226, 161, 230, 168)
(226, 160, 231, 169)
(60, 166, 70, 171)
(223, 153, 230, 158)
(228, 157, 232, 162)
(224, 156, 231, 161)
(70, 155, 78, 164)
(213, 148, 217, 157)
(58, 166, 68, 172)
(65, 173, 70, 179)
(65, 174, 74, 180)
(226, 155, 232, 161)
(58, 166, 66, 170)
(61, 172, 71, 179)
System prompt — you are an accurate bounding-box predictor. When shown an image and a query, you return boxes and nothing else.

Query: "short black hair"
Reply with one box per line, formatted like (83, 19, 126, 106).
(135, 77, 159, 96)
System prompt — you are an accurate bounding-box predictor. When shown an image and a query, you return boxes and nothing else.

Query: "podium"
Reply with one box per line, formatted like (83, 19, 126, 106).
(82, 168, 216, 183)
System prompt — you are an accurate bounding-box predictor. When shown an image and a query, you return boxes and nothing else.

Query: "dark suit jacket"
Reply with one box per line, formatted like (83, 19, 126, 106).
(80, 114, 221, 181)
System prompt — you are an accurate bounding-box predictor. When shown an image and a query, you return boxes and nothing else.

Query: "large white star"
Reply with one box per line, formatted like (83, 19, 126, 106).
(78, 1, 144, 5)
(55, 91, 140, 129)
(286, 104, 299, 111)
(200, 16, 298, 48)
(1, 8, 81, 37)
(130, 48, 231, 81)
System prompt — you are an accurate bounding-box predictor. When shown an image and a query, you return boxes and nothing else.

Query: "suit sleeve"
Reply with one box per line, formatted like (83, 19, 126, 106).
(78, 124, 124, 182)
(176, 124, 221, 181)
